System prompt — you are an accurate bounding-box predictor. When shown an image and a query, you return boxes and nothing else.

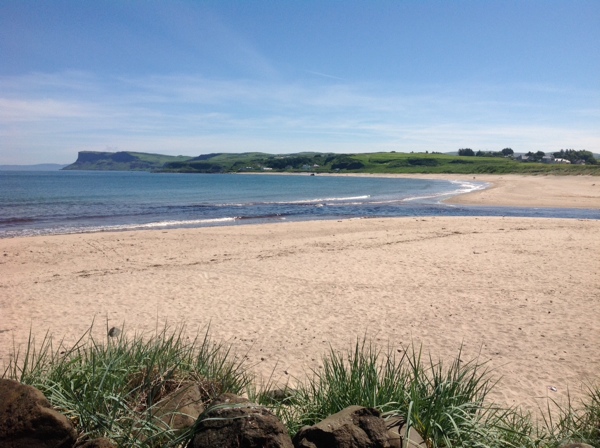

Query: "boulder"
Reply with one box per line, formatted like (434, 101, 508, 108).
(0, 378, 77, 448)
(152, 381, 206, 430)
(188, 394, 293, 448)
(292, 406, 390, 448)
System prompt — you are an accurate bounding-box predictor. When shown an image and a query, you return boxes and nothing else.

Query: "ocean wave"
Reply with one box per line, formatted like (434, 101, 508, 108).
(266, 195, 371, 205)
(449, 180, 488, 194)
(162, 203, 246, 210)
(0, 217, 37, 225)
(165, 196, 372, 209)
(116, 217, 240, 229)
(0, 213, 294, 238)
(0, 217, 242, 238)
(238, 213, 286, 221)
(402, 180, 488, 203)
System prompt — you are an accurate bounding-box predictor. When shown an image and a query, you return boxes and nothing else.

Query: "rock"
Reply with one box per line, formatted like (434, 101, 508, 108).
(387, 431, 401, 448)
(152, 381, 206, 430)
(292, 405, 390, 448)
(384, 415, 405, 448)
(0, 378, 77, 448)
(76, 438, 116, 448)
(385, 415, 426, 448)
(209, 392, 250, 406)
(188, 394, 293, 448)
(262, 387, 297, 405)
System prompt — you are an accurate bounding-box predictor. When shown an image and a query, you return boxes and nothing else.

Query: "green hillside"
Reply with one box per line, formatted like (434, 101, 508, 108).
(63, 150, 600, 175)
(161, 151, 599, 175)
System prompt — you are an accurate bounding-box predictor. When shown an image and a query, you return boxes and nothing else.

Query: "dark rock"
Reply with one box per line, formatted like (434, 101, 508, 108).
(188, 394, 293, 448)
(76, 438, 117, 448)
(152, 381, 206, 430)
(292, 405, 390, 448)
(0, 378, 77, 448)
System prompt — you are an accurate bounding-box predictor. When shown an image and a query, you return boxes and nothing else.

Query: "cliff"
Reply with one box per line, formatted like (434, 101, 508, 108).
(62, 151, 193, 171)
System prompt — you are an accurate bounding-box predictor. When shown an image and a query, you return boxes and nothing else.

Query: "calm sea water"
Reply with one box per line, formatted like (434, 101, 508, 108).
(0, 171, 598, 238)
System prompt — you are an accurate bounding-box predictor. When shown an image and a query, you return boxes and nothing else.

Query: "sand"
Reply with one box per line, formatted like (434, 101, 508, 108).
(1, 174, 599, 415)
(332, 173, 600, 209)
(425, 173, 599, 209)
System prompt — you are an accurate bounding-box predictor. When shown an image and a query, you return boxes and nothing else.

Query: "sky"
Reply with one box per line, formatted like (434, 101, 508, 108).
(1, 1, 599, 164)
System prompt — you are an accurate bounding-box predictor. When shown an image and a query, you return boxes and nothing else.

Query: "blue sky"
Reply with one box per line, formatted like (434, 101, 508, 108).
(1, 1, 599, 164)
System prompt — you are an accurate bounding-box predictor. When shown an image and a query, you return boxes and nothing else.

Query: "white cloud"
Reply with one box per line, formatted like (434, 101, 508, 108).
(1, 71, 599, 164)
(0, 98, 99, 122)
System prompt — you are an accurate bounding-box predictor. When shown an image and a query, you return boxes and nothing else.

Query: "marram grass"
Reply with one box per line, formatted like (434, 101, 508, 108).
(3, 323, 251, 447)
(253, 339, 600, 448)
(255, 340, 541, 447)
(3, 326, 599, 448)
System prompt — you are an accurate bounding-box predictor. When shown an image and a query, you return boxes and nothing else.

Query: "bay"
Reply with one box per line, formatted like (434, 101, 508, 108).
(0, 171, 597, 238)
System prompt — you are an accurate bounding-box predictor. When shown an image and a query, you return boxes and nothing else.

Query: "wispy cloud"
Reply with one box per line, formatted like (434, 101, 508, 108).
(305, 70, 346, 81)
(0, 98, 104, 122)
(1, 71, 599, 164)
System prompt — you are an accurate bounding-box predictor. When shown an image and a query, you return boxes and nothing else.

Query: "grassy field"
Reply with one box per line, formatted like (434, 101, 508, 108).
(349, 152, 600, 175)
(161, 151, 600, 175)
(63, 150, 600, 175)
(3, 325, 599, 447)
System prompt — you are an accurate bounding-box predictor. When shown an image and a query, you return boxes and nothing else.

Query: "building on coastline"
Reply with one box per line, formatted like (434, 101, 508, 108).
(541, 155, 571, 164)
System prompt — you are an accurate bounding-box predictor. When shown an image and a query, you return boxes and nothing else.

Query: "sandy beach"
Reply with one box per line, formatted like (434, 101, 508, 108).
(336, 173, 600, 209)
(1, 174, 599, 415)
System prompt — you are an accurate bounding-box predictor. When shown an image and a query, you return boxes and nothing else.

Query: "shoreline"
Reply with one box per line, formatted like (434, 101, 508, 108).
(3, 173, 598, 240)
(313, 173, 600, 210)
(1, 174, 599, 416)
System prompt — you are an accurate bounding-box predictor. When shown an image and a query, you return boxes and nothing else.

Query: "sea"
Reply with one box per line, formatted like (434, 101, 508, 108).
(1, 171, 598, 238)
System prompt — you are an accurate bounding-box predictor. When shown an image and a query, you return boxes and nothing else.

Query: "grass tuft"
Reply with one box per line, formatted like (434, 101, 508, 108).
(539, 384, 600, 447)
(3, 323, 250, 447)
(260, 340, 545, 447)
(3, 328, 599, 448)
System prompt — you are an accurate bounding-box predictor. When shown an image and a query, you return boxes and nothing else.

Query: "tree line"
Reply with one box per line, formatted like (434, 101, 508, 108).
(458, 148, 514, 157)
(457, 148, 596, 164)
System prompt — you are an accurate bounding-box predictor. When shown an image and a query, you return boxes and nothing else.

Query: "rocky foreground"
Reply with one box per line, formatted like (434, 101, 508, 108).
(2, 378, 596, 448)
(2, 378, 426, 447)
